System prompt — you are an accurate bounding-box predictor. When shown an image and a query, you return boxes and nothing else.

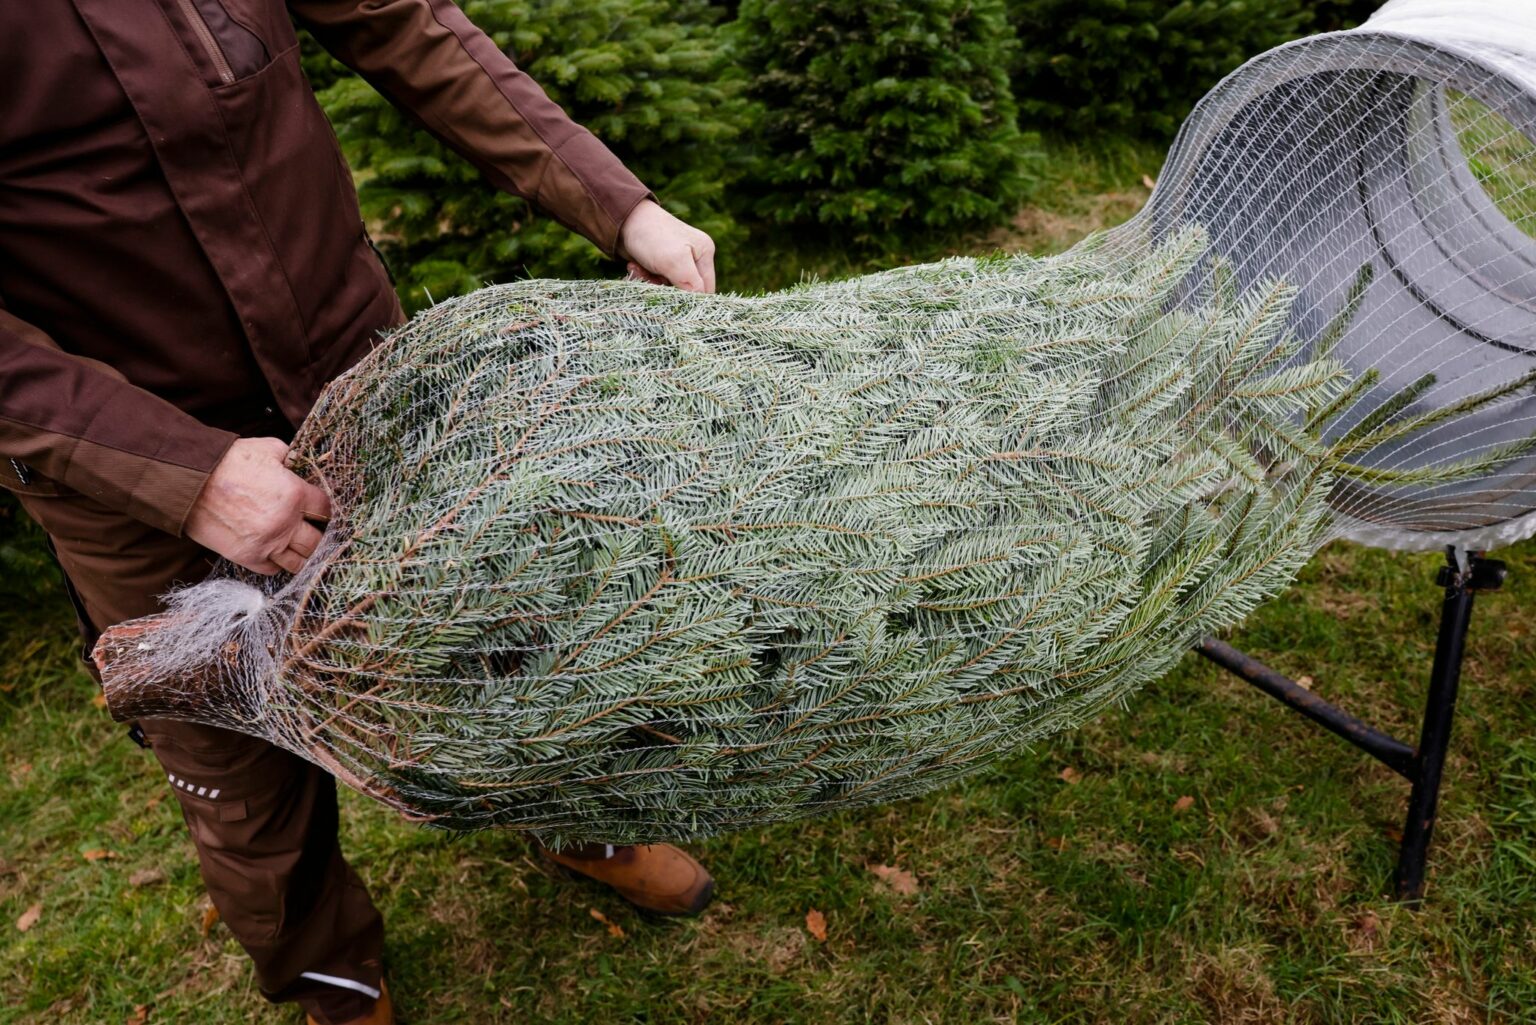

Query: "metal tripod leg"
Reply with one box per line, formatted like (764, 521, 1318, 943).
(1392, 547, 1506, 901)
(1197, 545, 1506, 903)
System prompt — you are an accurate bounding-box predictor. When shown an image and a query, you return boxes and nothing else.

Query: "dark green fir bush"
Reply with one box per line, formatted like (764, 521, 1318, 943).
(1008, 0, 1382, 138)
(311, 0, 743, 311)
(0, 492, 57, 600)
(733, 0, 1033, 247)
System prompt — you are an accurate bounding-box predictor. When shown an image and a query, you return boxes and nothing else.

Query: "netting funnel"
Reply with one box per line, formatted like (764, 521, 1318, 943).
(1136, 0, 1536, 549)
(92, 0, 1536, 844)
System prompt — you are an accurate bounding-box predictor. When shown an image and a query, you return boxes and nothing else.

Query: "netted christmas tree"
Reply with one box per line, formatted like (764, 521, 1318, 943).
(91, 228, 1490, 845)
(94, 3, 1536, 846)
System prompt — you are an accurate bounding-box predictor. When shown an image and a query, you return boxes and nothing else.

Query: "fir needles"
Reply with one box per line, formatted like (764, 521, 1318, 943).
(91, 232, 1520, 845)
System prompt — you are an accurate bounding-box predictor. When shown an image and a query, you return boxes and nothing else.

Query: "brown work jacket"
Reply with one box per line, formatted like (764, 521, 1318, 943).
(0, 0, 650, 537)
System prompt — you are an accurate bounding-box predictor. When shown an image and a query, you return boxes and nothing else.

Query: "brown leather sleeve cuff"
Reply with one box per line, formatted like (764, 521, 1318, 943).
(91, 408, 238, 537)
(124, 432, 238, 538)
(422, 0, 655, 256)
(1, 307, 237, 537)
(1, 423, 237, 538)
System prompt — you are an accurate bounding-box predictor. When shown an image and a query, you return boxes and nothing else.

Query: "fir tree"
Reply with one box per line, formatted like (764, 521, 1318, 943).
(1008, 0, 1316, 137)
(93, 233, 1509, 845)
(313, 0, 744, 310)
(733, 0, 1033, 247)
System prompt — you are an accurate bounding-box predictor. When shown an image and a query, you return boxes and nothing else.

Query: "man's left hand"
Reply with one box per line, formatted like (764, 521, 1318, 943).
(618, 200, 716, 293)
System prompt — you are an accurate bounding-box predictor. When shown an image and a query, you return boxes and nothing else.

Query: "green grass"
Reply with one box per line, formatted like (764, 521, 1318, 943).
(4, 136, 1535, 1023)
(3, 538, 1534, 1023)
(1450, 90, 1536, 240)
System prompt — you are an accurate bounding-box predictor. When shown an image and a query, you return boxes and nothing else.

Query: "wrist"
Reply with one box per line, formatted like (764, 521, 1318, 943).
(615, 198, 649, 259)
(166, 430, 240, 540)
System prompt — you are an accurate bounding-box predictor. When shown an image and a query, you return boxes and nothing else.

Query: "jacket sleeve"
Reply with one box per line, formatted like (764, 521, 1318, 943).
(290, 0, 654, 258)
(0, 307, 238, 537)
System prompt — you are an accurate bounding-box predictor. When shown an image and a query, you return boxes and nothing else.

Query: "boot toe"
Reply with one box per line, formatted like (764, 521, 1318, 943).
(542, 842, 715, 917)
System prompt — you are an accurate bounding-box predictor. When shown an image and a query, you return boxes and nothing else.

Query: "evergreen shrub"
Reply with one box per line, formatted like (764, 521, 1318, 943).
(732, 0, 1034, 246)
(1008, 0, 1382, 138)
(311, 0, 744, 311)
(0, 493, 56, 600)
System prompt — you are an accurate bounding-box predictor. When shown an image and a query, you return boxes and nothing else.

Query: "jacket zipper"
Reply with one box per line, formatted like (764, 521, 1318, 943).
(174, 0, 236, 85)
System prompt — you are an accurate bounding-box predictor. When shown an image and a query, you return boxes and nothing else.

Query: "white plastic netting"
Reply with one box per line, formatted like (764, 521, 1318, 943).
(93, 0, 1536, 844)
(1144, 0, 1536, 549)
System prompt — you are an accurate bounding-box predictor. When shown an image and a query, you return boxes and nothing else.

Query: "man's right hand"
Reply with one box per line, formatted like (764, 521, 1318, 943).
(185, 437, 331, 576)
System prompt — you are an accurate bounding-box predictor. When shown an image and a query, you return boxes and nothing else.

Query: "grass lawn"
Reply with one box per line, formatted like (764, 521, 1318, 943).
(5, 538, 1533, 1025)
(3, 140, 1535, 1024)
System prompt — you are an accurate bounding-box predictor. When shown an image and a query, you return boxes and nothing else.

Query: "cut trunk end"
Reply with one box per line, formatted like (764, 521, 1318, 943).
(92, 612, 251, 724)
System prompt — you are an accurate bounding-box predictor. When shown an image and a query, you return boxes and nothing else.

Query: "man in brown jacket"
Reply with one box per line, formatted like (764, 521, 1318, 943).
(0, 3, 718, 1023)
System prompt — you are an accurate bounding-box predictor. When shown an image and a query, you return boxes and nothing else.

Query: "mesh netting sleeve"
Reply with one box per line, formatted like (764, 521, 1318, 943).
(93, 0, 1536, 844)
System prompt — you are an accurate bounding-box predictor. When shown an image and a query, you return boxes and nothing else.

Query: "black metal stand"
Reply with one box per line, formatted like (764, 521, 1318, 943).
(1196, 546, 1506, 902)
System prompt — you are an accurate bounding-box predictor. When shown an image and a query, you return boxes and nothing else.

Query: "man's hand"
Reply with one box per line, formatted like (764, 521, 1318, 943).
(618, 199, 716, 293)
(185, 437, 331, 576)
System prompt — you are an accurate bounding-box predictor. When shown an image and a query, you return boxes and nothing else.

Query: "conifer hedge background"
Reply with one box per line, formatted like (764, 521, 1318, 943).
(308, 0, 745, 311)
(731, 0, 1030, 246)
(1008, 0, 1382, 137)
(0, 497, 53, 600)
(300, 0, 1382, 303)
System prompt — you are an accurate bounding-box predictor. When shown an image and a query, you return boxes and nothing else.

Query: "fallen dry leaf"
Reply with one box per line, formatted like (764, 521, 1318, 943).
(1172, 795, 1196, 813)
(588, 907, 625, 939)
(805, 907, 827, 942)
(200, 904, 220, 937)
(128, 868, 166, 888)
(1295, 675, 1314, 690)
(125, 1004, 150, 1025)
(82, 848, 118, 862)
(1058, 766, 1082, 785)
(1353, 910, 1381, 951)
(867, 863, 920, 897)
(16, 903, 41, 932)
(91, 692, 108, 709)
(1142, 174, 1158, 190)
(1044, 835, 1070, 852)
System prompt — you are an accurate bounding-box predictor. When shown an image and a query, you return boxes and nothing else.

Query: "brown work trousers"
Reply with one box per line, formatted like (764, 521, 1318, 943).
(10, 475, 384, 1025)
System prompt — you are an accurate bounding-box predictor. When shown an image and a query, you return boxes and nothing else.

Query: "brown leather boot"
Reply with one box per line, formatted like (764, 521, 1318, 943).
(306, 979, 393, 1025)
(540, 842, 715, 916)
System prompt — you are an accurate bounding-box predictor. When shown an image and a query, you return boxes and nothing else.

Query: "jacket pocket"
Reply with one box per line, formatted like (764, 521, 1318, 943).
(0, 459, 67, 498)
(174, 0, 271, 84)
(210, 45, 380, 348)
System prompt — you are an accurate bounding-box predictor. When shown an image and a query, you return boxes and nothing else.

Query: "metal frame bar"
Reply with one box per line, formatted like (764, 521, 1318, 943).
(1196, 546, 1506, 902)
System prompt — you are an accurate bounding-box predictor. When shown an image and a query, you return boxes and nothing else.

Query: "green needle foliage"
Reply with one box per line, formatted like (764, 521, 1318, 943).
(0, 492, 55, 600)
(1007, 0, 1382, 138)
(314, 0, 744, 311)
(100, 231, 1407, 845)
(733, 0, 1033, 246)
